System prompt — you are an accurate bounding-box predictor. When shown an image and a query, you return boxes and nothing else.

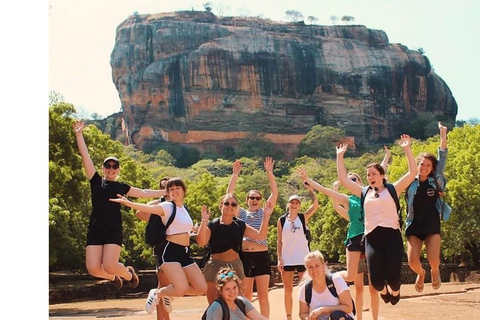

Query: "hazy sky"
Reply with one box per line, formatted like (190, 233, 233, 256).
(49, 0, 480, 120)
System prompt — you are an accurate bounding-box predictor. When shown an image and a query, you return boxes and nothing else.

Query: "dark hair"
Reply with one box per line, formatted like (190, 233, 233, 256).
(417, 152, 438, 177)
(159, 177, 170, 190)
(246, 190, 263, 200)
(166, 177, 187, 194)
(366, 163, 387, 184)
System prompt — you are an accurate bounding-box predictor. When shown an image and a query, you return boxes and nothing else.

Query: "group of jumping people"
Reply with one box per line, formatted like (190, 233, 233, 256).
(73, 119, 450, 320)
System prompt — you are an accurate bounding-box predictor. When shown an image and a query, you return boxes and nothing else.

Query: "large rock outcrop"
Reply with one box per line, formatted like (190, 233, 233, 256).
(110, 11, 457, 158)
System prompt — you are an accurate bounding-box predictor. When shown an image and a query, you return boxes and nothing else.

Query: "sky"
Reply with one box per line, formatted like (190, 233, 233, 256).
(49, 0, 480, 121)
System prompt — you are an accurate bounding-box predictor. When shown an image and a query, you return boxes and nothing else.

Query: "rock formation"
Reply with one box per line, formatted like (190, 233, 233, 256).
(109, 11, 457, 158)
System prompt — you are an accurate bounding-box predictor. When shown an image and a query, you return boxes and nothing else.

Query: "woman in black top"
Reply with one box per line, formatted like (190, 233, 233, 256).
(196, 193, 273, 304)
(73, 120, 165, 289)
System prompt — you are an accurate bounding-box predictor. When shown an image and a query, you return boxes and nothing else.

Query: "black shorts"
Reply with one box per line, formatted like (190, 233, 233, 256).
(283, 265, 306, 273)
(86, 227, 122, 246)
(154, 241, 196, 268)
(346, 234, 365, 252)
(241, 251, 271, 277)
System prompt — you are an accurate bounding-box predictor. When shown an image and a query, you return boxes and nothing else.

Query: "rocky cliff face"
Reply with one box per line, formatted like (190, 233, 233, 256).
(110, 11, 457, 157)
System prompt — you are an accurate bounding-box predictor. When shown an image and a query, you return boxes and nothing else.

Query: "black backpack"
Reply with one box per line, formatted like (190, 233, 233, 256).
(279, 213, 312, 248)
(360, 183, 402, 228)
(201, 297, 246, 320)
(145, 201, 177, 247)
(305, 275, 356, 316)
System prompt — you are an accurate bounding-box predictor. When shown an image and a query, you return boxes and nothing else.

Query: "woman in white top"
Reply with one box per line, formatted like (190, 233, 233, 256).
(336, 135, 417, 306)
(110, 177, 207, 314)
(277, 180, 318, 320)
(299, 251, 355, 320)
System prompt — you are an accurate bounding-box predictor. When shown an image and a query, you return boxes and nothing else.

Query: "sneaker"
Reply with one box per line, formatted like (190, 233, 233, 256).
(162, 296, 173, 313)
(145, 289, 159, 314)
(126, 266, 139, 288)
(112, 275, 123, 289)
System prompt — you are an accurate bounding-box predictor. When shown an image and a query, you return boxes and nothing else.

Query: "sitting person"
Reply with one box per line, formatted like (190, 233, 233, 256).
(202, 267, 267, 320)
(299, 251, 355, 320)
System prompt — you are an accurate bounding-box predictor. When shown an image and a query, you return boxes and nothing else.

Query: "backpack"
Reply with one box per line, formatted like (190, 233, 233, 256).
(360, 183, 402, 229)
(279, 213, 312, 248)
(145, 201, 177, 247)
(305, 275, 356, 316)
(201, 297, 246, 320)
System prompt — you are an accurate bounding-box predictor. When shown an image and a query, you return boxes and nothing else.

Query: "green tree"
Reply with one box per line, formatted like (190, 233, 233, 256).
(341, 15, 355, 25)
(285, 10, 304, 22)
(307, 16, 318, 24)
(298, 125, 346, 158)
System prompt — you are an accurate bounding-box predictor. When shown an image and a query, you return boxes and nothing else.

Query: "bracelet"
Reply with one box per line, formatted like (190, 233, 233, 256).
(201, 219, 208, 222)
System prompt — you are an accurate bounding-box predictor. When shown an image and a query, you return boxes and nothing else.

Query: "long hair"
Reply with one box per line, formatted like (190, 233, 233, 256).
(366, 163, 387, 184)
(417, 152, 438, 177)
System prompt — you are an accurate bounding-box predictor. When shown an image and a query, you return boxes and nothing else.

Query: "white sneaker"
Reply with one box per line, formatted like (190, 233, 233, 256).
(162, 296, 173, 313)
(145, 289, 158, 314)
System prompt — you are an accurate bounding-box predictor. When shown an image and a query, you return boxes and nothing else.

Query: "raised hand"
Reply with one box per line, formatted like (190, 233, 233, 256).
(332, 180, 341, 191)
(438, 121, 447, 134)
(232, 159, 242, 175)
(109, 194, 130, 205)
(296, 167, 308, 182)
(72, 120, 87, 134)
(201, 205, 211, 221)
(263, 200, 273, 220)
(384, 145, 391, 158)
(336, 143, 348, 156)
(399, 134, 411, 148)
(264, 156, 275, 172)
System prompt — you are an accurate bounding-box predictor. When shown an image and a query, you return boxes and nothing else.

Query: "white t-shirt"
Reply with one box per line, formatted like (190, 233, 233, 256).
(363, 188, 399, 235)
(281, 215, 309, 265)
(298, 273, 356, 320)
(159, 202, 193, 235)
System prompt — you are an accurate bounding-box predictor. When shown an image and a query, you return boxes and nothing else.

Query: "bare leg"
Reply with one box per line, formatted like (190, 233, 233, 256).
(280, 270, 295, 319)
(102, 244, 132, 280)
(368, 281, 379, 320)
(425, 234, 442, 289)
(242, 277, 255, 301)
(156, 269, 170, 320)
(354, 272, 365, 320)
(407, 236, 426, 291)
(206, 282, 219, 304)
(254, 274, 270, 318)
(338, 250, 362, 282)
(85, 244, 130, 280)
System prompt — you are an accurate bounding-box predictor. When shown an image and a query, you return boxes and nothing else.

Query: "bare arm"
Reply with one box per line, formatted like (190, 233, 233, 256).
(264, 157, 278, 206)
(336, 144, 362, 197)
(302, 182, 319, 223)
(135, 199, 160, 222)
(276, 219, 284, 270)
(299, 300, 310, 320)
(393, 134, 418, 194)
(246, 307, 268, 320)
(127, 186, 166, 199)
(380, 145, 391, 172)
(226, 160, 242, 194)
(195, 205, 211, 247)
(73, 120, 95, 180)
(110, 195, 166, 216)
(332, 181, 349, 221)
(439, 121, 447, 150)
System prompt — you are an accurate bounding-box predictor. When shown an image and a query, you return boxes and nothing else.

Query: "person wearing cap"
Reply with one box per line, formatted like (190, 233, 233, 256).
(73, 120, 166, 290)
(226, 157, 278, 318)
(277, 181, 318, 320)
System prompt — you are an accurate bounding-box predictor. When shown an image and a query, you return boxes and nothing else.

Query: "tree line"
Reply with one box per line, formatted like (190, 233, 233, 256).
(49, 102, 480, 273)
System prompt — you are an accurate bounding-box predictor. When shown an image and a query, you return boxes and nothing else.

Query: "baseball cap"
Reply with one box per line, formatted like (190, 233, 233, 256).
(288, 195, 301, 203)
(103, 156, 120, 165)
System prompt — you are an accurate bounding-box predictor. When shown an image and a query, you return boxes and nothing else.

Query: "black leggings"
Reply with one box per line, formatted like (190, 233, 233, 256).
(365, 227, 403, 292)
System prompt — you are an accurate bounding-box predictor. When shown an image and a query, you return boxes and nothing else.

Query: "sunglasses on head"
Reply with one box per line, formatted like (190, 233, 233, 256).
(104, 163, 119, 169)
(248, 196, 262, 201)
(223, 201, 238, 207)
(374, 187, 379, 198)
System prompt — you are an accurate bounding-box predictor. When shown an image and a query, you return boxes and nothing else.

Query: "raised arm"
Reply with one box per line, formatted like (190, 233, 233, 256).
(380, 145, 391, 172)
(110, 195, 166, 216)
(336, 144, 362, 197)
(227, 160, 242, 194)
(264, 157, 278, 206)
(332, 181, 349, 221)
(135, 199, 160, 222)
(393, 134, 418, 194)
(73, 120, 95, 180)
(195, 205, 212, 247)
(243, 200, 273, 239)
(302, 181, 319, 223)
(439, 121, 447, 151)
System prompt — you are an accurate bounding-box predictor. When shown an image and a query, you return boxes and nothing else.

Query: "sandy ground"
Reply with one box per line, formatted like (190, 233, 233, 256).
(49, 282, 480, 319)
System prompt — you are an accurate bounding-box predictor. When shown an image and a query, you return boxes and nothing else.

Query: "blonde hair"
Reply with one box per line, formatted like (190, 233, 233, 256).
(300, 250, 331, 285)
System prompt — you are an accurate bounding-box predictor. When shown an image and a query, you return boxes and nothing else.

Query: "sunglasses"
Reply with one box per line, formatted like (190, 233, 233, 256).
(248, 196, 262, 201)
(223, 201, 238, 207)
(374, 187, 379, 198)
(290, 221, 300, 233)
(104, 163, 119, 169)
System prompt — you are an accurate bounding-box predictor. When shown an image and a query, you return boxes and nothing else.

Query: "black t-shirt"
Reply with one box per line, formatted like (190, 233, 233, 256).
(208, 218, 246, 254)
(89, 172, 131, 229)
(407, 179, 441, 235)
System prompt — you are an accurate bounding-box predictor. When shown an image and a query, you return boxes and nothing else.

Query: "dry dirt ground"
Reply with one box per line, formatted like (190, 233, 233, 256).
(49, 282, 480, 320)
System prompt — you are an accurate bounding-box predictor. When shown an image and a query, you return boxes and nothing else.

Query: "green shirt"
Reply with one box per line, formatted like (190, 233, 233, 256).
(344, 195, 365, 245)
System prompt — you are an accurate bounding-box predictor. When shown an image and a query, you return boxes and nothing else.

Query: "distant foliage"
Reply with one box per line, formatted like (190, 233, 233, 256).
(203, 2, 212, 12)
(341, 15, 355, 24)
(298, 125, 346, 158)
(285, 10, 304, 22)
(307, 16, 318, 24)
(330, 15, 338, 25)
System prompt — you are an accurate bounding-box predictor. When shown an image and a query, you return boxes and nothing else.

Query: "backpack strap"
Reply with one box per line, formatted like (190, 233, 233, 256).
(360, 184, 402, 228)
(201, 297, 230, 320)
(164, 201, 177, 230)
(298, 213, 308, 236)
(234, 297, 246, 316)
(279, 213, 288, 229)
(305, 280, 313, 307)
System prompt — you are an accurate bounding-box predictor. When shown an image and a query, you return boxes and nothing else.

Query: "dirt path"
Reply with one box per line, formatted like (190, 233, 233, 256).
(49, 282, 480, 319)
